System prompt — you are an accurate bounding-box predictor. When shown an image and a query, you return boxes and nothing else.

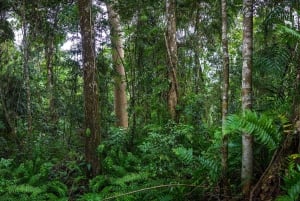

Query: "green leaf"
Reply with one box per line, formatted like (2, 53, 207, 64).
(86, 128, 91, 137)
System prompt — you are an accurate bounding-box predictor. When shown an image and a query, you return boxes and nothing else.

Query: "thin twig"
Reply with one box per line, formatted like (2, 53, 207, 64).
(102, 183, 198, 201)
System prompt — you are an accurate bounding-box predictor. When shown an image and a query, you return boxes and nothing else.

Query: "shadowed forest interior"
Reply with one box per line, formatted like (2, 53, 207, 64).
(0, 0, 300, 200)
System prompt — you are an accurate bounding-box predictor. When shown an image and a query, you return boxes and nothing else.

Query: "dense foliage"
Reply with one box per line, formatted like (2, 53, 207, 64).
(0, 0, 300, 200)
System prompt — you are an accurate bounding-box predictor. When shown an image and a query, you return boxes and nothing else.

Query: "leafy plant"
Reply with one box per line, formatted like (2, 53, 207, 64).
(224, 110, 282, 150)
(0, 158, 68, 201)
(276, 154, 300, 201)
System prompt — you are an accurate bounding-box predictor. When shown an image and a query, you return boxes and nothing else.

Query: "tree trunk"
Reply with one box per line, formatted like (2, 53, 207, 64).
(241, 0, 253, 198)
(106, 2, 129, 128)
(166, 0, 179, 121)
(45, 34, 58, 131)
(0, 87, 17, 140)
(22, 5, 32, 135)
(221, 0, 230, 199)
(44, 7, 60, 131)
(193, 6, 204, 95)
(78, 0, 101, 177)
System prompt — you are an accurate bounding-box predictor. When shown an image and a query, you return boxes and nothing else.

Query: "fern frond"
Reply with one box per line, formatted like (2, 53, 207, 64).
(113, 172, 149, 187)
(276, 24, 300, 42)
(287, 180, 300, 201)
(224, 110, 281, 150)
(45, 181, 68, 197)
(254, 44, 290, 75)
(7, 184, 44, 196)
(78, 192, 103, 201)
(276, 154, 300, 201)
(264, 5, 290, 29)
(89, 175, 109, 192)
(172, 147, 193, 165)
(198, 156, 220, 183)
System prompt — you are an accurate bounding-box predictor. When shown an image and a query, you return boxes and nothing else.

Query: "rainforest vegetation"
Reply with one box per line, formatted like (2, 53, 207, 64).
(0, 0, 300, 200)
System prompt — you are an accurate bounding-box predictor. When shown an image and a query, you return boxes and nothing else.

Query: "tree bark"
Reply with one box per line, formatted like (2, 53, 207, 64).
(106, 2, 129, 128)
(44, 6, 60, 131)
(78, 0, 101, 177)
(166, 0, 179, 121)
(45, 33, 58, 131)
(22, 3, 32, 135)
(221, 0, 230, 199)
(241, 0, 253, 198)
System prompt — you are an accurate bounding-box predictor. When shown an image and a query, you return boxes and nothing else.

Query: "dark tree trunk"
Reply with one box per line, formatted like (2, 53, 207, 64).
(45, 34, 58, 131)
(221, 0, 230, 199)
(22, 4, 32, 135)
(166, 0, 179, 121)
(78, 0, 101, 177)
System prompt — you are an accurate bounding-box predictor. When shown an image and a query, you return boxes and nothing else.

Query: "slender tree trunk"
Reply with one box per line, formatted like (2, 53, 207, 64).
(106, 2, 128, 128)
(45, 34, 58, 130)
(241, 0, 253, 198)
(193, 6, 204, 95)
(78, 0, 101, 177)
(221, 0, 230, 199)
(166, 0, 179, 121)
(22, 4, 32, 135)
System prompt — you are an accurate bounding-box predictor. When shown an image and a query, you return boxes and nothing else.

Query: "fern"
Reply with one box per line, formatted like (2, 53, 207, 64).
(78, 192, 103, 201)
(198, 155, 221, 183)
(224, 110, 281, 150)
(89, 175, 109, 192)
(113, 172, 149, 187)
(276, 154, 300, 201)
(6, 184, 44, 196)
(45, 181, 68, 197)
(275, 24, 300, 43)
(172, 147, 193, 165)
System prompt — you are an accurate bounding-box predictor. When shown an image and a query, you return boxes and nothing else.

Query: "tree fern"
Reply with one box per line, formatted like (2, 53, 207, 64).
(224, 110, 281, 150)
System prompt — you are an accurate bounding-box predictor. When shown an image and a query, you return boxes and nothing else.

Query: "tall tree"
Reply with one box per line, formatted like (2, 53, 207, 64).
(106, 1, 128, 128)
(165, 0, 179, 121)
(78, 0, 101, 177)
(241, 0, 253, 197)
(221, 0, 230, 198)
(21, 0, 32, 135)
(43, 5, 60, 131)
